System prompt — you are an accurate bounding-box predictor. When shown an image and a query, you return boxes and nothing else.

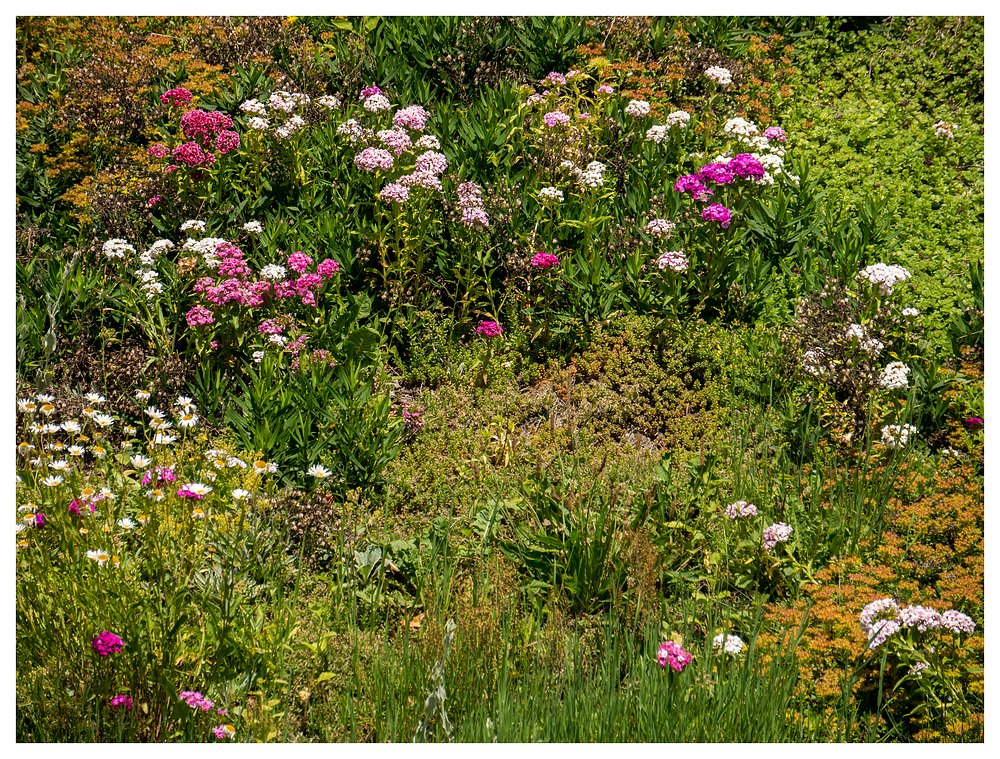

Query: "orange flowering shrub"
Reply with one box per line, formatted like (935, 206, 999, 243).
(759, 456, 984, 740)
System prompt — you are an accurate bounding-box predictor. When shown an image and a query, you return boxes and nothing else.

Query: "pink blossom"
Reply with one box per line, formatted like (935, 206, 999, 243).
(317, 259, 341, 278)
(185, 306, 215, 327)
(92, 631, 124, 657)
(531, 251, 560, 268)
(287, 252, 313, 273)
(215, 130, 240, 155)
(393, 105, 430, 131)
(354, 147, 394, 172)
(476, 320, 503, 338)
(657, 641, 693, 672)
(380, 182, 410, 204)
(160, 88, 193, 107)
(543, 110, 571, 127)
(701, 203, 732, 228)
(148, 143, 170, 159)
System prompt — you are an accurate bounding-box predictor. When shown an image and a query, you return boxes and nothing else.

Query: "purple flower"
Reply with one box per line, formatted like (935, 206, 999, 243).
(92, 631, 124, 657)
(657, 641, 693, 672)
(476, 320, 503, 338)
(701, 204, 732, 228)
(697, 162, 736, 185)
(359, 84, 382, 100)
(33, 512, 46, 528)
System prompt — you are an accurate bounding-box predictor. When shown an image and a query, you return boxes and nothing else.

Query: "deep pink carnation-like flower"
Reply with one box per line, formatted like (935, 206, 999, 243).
(172, 141, 214, 167)
(185, 306, 215, 327)
(111, 694, 134, 710)
(359, 84, 383, 100)
(657, 641, 693, 672)
(728, 153, 766, 180)
(964, 416, 984, 428)
(701, 203, 732, 228)
(673, 174, 713, 200)
(287, 252, 313, 273)
(531, 251, 560, 268)
(476, 320, 503, 338)
(92, 631, 124, 657)
(697, 162, 736, 185)
(148, 143, 170, 159)
(215, 130, 240, 155)
(160, 88, 193, 107)
(317, 258, 341, 278)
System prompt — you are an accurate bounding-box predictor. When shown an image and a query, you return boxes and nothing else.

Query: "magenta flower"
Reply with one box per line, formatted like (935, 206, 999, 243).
(476, 320, 503, 338)
(542, 72, 567, 86)
(179, 690, 215, 711)
(92, 631, 124, 657)
(33, 512, 46, 528)
(147, 143, 170, 159)
(215, 130, 240, 155)
(160, 87, 193, 107)
(728, 153, 766, 180)
(359, 84, 382, 100)
(316, 259, 341, 278)
(964, 416, 984, 428)
(185, 306, 215, 328)
(673, 175, 713, 200)
(110, 694, 134, 710)
(701, 203, 732, 228)
(657, 641, 693, 672)
(531, 251, 560, 268)
(287, 251, 313, 273)
(697, 162, 736, 185)
(596, 83, 614, 95)
(172, 141, 215, 168)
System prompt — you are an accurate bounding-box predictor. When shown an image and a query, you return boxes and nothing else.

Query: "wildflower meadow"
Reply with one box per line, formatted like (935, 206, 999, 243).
(14, 16, 984, 743)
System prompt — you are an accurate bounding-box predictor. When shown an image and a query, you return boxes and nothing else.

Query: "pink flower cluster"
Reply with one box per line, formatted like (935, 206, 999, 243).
(673, 175, 713, 201)
(359, 84, 383, 100)
(531, 251, 560, 268)
(141, 466, 177, 486)
(457, 182, 489, 229)
(656, 250, 688, 272)
(148, 143, 170, 159)
(542, 72, 567, 86)
(68, 497, 98, 515)
(398, 171, 443, 192)
(180, 109, 234, 143)
(762, 126, 787, 143)
(403, 404, 425, 433)
(186, 305, 215, 327)
(657, 641, 693, 672)
(179, 690, 216, 711)
(701, 204, 732, 228)
(176, 485, 206, 500)
(172, 141, 216, 168)
(476, 320, 503, 338)
(543, 110, 571, 127)
(161, 87, 194, 108)
(724, 500, 758, 519)
(415, 150, 448, 175)
(92, 631, 124, 657)
(110, 694, 134, 710)
(379, 128, 412, 156)
(354, 147, 395, 172)
(288, 251, 313, 273)
(380, 182, 410, 204)
(393, 105, 430, 131)
(761, 522, 793, 551)
(860, 598, 976, 651)
(317, 258, 341, 278)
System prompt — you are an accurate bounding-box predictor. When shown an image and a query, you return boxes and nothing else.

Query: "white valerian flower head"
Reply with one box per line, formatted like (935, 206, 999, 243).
(879, 362, 910, 391)
(712, 633, 746, 655)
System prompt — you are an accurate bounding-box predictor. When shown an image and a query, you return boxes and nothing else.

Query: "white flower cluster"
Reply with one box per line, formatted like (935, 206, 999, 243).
(336, 118, 369, 144)
(415, 134, 441, 150)
(247, 117, 269, 131)
(269, 90, 311, 113)
(934, 120, 956, 139)
(879, 361, 910, 391)
(240, 99, 268, 116)
(723, 116, 758, 139)
(181, 236, 229, 269)
(317, 95, 341, 110)
(665, 110, 691, 128)
(242, 221, 263, 234)
(844, 323, 884, 356)
(645, 125, 669, 144)
(880, 423, 918, 449)
(138, 238, 174, 266)
(624, 100, 651, 118)
(538, 186, 564, 203)
(705, 66, 733, 86)
(802, 348, 826, 377)
(575, 160, 607, 188)
(259, 263, 287, 281)
(275, 114, 306, 140)
(857, 263, 911, 294)
(645, 218, 675, 238)
(181, 219, 206, 233)
(902, 307, 919, 318)
(103, 239, 135, 259)
(134, 267, 163, 301)
(363, 94, 391, 112)
(712, 633, 746, 655)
